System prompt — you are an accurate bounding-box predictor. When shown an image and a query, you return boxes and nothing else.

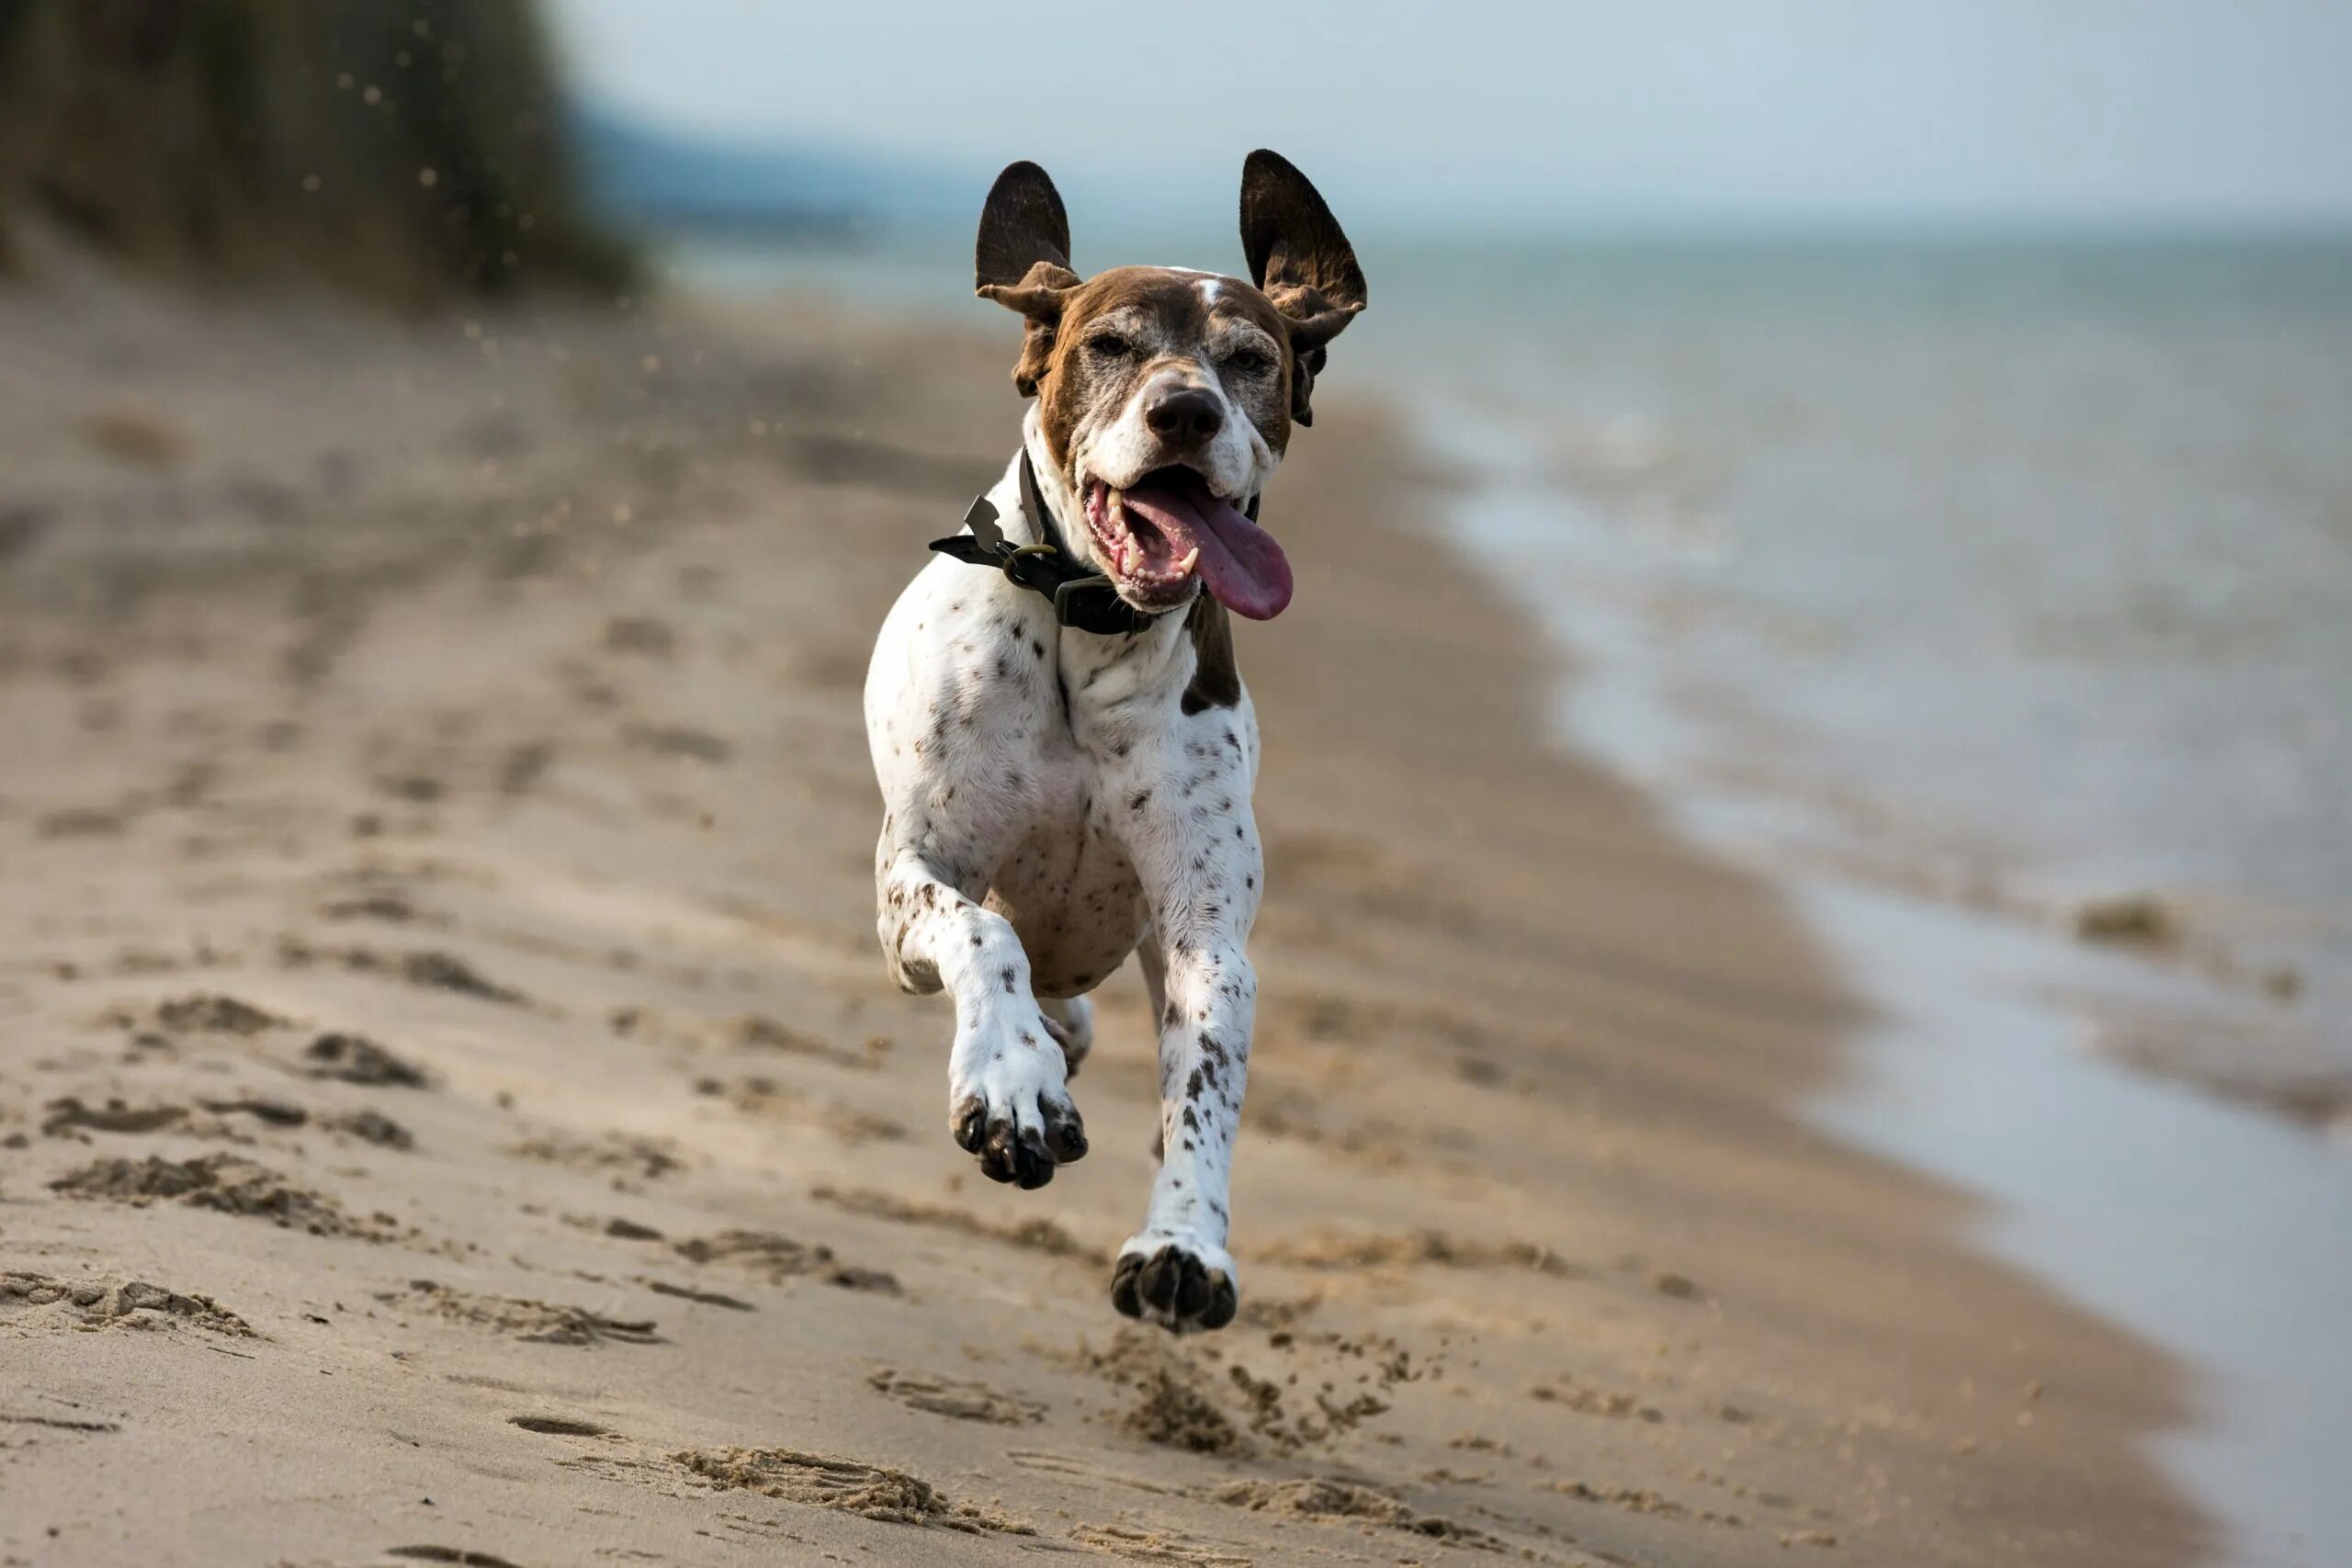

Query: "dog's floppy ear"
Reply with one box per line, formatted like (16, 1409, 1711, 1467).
(1239, 150, 1366, 426)
(977, 161, 1081, 398)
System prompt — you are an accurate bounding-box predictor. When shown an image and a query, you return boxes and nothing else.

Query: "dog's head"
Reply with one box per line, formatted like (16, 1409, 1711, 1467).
(976, 152, 1366, 622)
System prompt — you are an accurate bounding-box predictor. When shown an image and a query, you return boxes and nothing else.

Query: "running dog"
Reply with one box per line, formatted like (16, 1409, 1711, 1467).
(863, 152, 1365, 1332)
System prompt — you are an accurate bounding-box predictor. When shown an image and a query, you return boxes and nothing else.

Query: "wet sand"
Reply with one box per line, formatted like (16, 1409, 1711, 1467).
(0, 251, 2208, 1566)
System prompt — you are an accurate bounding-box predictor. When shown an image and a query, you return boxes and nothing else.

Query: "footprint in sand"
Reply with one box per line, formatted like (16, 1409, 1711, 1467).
(153, 994, 287, 1035)
(386, 1280, 662, 1346)
(1004, 1449, 1181, 1498)
(866, 1368, 1045, 1427)
(303, 1032, 433, 1088)
(668, 1228, 899, 1295)
(40, 1093, 412, 1150)
(275, 942, 526, 1007)
(1070, 1523, 1256, 1566)
(809, 1183, 1105, 1264)
(640, 1278, 755, 1312)
(1206, 1477, 1501, 1550)
(2, 1271, 252, 1337)
(674, 1447, 1033, 1535)
(507, 1415, 609, 1437)
(40, 1097, 190, 1136)
(0, 1412, 123, 1435)
(697, 1075, 906, 1145)
(504, 1130, 682, 1182)
(48, 1153, 401, 1241)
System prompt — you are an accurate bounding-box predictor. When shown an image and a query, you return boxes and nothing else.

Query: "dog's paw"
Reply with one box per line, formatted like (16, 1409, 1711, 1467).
(1038, 996, 1094, 1078)
(949, 1028, 1087, 1190)
(1110, 1232, 1238, 1334)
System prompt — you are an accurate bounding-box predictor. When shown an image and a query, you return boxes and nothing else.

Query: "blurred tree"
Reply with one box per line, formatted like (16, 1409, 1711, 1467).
(0, 0, 632, 300)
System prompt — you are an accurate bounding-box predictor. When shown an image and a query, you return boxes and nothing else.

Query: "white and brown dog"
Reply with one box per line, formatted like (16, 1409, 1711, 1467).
(863, 152, 1364, 1332)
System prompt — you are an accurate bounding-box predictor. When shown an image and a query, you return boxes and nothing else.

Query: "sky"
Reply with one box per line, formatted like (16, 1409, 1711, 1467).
(547, 0, 2352, 229)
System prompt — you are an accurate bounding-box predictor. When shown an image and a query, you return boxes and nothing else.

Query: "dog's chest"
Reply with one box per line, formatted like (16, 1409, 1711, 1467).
(870, 547, 1247, 1000)
(972, 631, 1177, 997)
(982, 786, 1147, 998)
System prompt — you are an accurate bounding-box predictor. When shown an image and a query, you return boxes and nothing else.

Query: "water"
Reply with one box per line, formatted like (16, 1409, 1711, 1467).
(657, 225, 2352, 1564)
(1402, 239, 2352, 1568)
(1440, 384, 2352, 1568)
(1381, 238, 2352, 1128)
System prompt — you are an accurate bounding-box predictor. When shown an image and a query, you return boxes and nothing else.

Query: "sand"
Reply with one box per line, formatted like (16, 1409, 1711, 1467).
(0, 246, 2209, 1566)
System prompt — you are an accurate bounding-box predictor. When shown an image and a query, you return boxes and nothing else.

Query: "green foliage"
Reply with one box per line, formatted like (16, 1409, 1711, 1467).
(0, 0, 633, 299)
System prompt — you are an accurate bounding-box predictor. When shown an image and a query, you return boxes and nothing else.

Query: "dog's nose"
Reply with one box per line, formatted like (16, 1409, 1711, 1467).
(1144, 387, 1224, 446)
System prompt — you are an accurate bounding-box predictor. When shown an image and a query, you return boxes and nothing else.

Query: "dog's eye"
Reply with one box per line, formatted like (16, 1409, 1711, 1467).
(1086, 332, 1133, 358)
(1224, 346, 1273, 376)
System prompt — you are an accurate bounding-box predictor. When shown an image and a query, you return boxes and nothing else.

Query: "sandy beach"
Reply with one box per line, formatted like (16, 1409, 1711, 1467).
(0, 248, 2209, 1567)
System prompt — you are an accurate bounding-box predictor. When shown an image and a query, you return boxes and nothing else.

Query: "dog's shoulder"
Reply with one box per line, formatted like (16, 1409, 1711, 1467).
(875, 552, 1055, 695)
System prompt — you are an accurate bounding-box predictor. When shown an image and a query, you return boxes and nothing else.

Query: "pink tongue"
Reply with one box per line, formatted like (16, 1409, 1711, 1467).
(1117, 474, 1294, 620)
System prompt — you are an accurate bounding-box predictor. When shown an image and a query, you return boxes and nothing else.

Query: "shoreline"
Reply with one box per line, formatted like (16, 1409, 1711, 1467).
(1422, 381, 2352, 1567)
(0, 258, 2208, 1566)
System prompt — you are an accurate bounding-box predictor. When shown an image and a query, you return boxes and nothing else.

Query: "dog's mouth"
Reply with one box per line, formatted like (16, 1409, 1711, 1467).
(1080, 467, 1293, 621)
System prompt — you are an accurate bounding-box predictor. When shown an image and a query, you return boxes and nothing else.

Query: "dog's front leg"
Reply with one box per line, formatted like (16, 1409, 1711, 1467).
(1113, 833, 1261, 1333)
(876, 847, 1088, 1188)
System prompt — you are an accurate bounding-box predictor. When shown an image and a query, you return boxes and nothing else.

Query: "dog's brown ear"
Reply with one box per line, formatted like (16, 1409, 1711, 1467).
(1240, 150, 1366, 425)
(977, 162, 1081, 397)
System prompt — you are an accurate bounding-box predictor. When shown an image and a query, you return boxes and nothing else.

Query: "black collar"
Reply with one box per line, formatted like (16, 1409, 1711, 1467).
(928, 451, 1167, 637)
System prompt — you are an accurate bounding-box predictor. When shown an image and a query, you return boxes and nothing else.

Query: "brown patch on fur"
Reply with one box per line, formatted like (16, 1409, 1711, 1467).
(975, 161, 1072, 288)
(1181, 596, 1242, 715)
(1028, 266, 1297, 478)
(1239, 150, 1367, 426)
(974, 162, 1080, 397)
(988, 259, 1080, 398)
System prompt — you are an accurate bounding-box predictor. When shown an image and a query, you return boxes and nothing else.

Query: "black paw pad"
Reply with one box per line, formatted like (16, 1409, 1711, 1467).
(1110, 1251, 1147, 1319)
(952, 1096, 988, 1155)
(1044, 1104, 1089, 1162)
(978, 1116, 1056, 1189)
(1109, 1245, 1237, 1333)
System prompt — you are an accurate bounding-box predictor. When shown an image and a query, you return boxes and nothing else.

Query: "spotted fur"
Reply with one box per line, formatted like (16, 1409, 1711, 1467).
(864, 152, 1363, 1333)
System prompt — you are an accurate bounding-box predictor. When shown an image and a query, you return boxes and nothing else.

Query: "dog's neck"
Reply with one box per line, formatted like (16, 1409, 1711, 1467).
(1012, 411, 1200, 724)
(1012, 407, 1085, 558)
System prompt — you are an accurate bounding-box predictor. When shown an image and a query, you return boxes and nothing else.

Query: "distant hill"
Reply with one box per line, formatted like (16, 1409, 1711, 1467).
(571, 105, 975, 234)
